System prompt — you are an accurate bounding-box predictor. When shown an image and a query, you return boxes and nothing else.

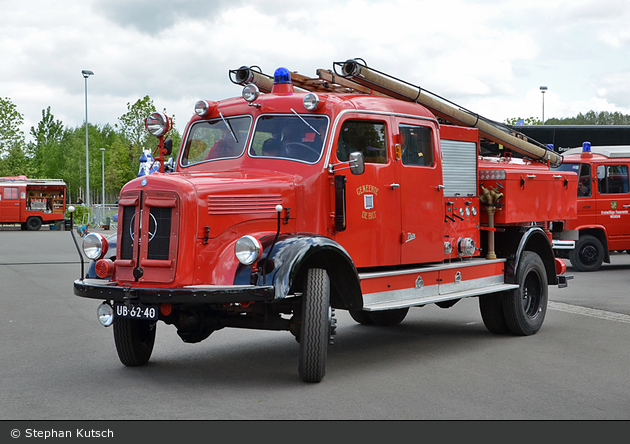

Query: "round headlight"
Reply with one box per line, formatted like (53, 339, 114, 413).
(235, 235, 263, 265)
(303, 92, 320, 111)
(146, 111, 169, 137)
(97, 302, 114, 327)
(242, 84, 260, 103)
(82, 232, 109, 260)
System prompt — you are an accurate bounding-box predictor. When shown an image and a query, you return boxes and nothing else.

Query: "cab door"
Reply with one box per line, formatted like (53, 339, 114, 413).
(393, 118, 444, 264)
(595, 162, 630, 248)
(331, 113, 401, 268)
(0, 186, 21, 223)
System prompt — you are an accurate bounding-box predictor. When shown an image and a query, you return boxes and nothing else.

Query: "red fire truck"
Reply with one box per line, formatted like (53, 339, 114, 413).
(0, 176, 67, 230)
(552, 143, 630, 271)
(73, 60, 576, 382)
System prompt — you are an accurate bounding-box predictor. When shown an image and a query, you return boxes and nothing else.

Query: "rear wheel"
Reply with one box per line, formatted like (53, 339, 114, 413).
(298, 268, 334, 383)
(113, 317, 157, 366)
(479, 292, 510, 334)
(569, 234, 604, 272)
(26, 217, 42, 231)
(368, 308, 409, 326)
(349, 309, 373, 325)
(503, 251, 548, 336)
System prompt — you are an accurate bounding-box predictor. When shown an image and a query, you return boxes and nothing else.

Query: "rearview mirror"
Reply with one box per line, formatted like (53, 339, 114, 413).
(164, 138, 173, 156)
(349, 152, 365, 175)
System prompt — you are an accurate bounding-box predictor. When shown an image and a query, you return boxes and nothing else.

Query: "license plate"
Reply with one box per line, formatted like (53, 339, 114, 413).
(114, 303, 158, 321)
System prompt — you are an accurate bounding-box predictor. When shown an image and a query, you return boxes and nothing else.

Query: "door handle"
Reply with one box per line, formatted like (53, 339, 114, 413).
(390, 183, 400, 189)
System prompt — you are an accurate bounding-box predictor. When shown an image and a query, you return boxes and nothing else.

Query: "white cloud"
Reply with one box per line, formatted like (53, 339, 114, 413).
(2, 0, 630, 141)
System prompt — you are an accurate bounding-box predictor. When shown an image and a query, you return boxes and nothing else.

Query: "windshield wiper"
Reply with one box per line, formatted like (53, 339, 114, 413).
(220, 112, 238, 143)
(290, 108, 320, 136)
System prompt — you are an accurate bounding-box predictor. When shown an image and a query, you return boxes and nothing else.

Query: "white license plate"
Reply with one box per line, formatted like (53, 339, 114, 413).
(114, 303, 158, 321)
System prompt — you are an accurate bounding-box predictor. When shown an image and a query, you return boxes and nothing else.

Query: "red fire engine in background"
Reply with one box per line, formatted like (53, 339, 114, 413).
(553, 143, 630, 271)
(0, 176, 67, 230)
(73, 59, 576, 382)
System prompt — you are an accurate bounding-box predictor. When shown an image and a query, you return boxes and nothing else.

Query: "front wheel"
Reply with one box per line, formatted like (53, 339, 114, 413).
(298, 268, 334, 383)
(113, 317, 157, 366)
(503, 251, 548, 336)
(569, 234, 605, 272)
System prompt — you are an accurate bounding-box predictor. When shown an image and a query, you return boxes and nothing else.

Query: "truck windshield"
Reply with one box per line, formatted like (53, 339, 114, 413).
(181, 115, 252, 166)
(249, 114, 329, 163)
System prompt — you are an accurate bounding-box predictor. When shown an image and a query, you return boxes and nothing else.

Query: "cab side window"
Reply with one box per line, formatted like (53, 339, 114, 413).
(337, 120, 387, 164)
(399, 124, 433, 166)
(3, 187, 18, 199)
(578, 164, 591, 197)
(597, 164, 629, 194)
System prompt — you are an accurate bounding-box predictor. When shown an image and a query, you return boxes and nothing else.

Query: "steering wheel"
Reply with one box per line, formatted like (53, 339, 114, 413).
(284, 142, 320, 159)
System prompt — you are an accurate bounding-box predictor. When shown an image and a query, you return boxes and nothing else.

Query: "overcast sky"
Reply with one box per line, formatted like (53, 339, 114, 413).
(3, 0, 630, 141)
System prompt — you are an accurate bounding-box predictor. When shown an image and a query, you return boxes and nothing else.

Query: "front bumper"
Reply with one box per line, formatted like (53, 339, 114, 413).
(74, 279, 275, 304)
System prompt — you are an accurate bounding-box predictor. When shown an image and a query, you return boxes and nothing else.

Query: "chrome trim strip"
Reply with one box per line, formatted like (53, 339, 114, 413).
(358, 258, 506, 280)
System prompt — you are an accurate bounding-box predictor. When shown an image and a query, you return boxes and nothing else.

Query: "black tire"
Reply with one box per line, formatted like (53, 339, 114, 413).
(503, 251, 548, 336)
(349, 309, 374, 325)
(569, 234, 605, 272)
(368, 307, 409, 326)
(113, 317, 157, 366)
(479, 292, 510, 334)
(26, 217, 42, 231)
(298, 268, 333, 383)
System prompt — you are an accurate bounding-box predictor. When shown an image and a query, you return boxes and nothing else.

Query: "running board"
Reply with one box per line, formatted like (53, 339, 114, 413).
(358, 258, 517, 311)
(362, 283, 519, 311)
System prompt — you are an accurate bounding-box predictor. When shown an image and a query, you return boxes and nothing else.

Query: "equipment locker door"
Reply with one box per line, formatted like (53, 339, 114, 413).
(331, 114, 401, 268)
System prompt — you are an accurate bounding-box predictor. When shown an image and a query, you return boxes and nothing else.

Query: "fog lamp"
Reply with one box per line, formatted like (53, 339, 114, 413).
(97, 302, 114, 327)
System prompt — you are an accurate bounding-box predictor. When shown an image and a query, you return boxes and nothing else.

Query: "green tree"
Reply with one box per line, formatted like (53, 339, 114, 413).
(545, 110, 630, 125)
(505, 117, 542, 126)
(0, 97, 26, 159)
(28, 106, 65, 178)
(116, 95, 181, 175)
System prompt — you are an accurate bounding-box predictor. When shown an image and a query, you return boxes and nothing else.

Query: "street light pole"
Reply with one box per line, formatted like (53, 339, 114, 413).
(100, 147, 105, 226)
(82, 70, 94, 207)
(540, 86, 548, 125)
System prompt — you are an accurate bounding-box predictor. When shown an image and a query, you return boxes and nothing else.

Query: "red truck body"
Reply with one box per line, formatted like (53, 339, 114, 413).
(74, 61, 576, 382)
(0, 176, 67, 230)
(553, 144, 630, 271)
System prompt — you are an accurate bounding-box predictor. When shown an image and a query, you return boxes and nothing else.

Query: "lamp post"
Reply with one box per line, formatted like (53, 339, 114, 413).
(100, 147, 105, 226)
(540, 86, 548, 125)
(82, 69, 94, 207)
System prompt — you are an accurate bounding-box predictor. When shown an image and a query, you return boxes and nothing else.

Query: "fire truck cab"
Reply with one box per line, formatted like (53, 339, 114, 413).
(553, 143, 630, 271)
(73, 61, 575, 383)
(0, 176, 67, 230)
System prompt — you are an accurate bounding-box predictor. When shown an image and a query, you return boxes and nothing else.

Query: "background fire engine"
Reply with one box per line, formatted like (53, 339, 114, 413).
(73, 59, 576, 383)
(553, 142, 630, 271)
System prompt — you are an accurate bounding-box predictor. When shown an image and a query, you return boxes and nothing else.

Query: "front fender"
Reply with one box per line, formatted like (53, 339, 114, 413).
(235, 234, 362, 310)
